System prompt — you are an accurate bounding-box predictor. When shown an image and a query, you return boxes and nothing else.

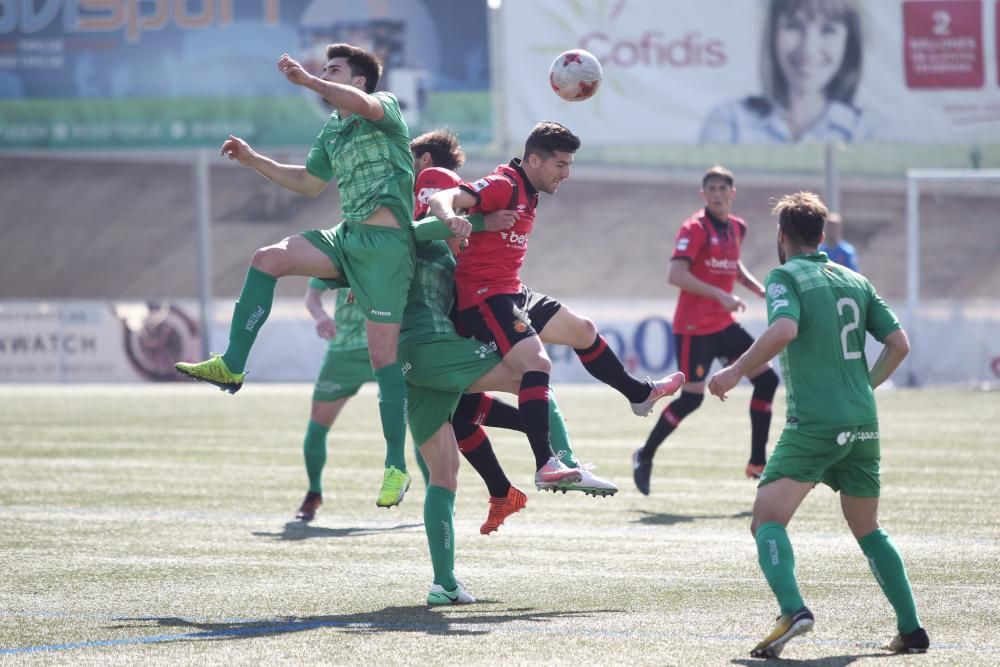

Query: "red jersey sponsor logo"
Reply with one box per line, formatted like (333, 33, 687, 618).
(672, 209, 747, 335)
(455, 161, 539, 310)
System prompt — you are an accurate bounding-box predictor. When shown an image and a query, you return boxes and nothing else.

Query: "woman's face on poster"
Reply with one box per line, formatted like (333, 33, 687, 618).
(774, 8, 849, 96)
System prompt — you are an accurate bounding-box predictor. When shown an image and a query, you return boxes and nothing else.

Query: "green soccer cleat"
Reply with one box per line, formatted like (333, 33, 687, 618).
(427, 581, 475, 606)
(376, 466, 411, 508)
(750, 607, 814, 659)
(175, 355, 245, 394)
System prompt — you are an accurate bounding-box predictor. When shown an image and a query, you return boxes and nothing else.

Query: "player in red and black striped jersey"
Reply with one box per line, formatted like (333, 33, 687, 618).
(429, 122, 684, 491)
(633, 165, 781, 495)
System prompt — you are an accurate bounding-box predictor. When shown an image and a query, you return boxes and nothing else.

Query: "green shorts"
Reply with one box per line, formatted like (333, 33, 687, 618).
(400, 331, 502, 445)
(761, 422, 881, 497)
(301, 222, 415, 324)
(312, 347, 374, 402)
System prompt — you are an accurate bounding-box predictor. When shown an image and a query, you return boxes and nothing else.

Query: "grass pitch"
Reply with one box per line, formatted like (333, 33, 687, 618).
(1, 383, 998, 665)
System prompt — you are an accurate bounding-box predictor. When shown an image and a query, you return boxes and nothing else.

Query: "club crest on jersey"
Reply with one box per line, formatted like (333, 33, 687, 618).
(470, 178, 490, 192)
(513, 320, 529, 333)
(767, 284, 787, 298)
(416, 187, 441, 205)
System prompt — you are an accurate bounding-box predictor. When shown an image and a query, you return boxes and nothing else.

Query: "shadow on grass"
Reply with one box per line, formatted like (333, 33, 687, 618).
(251, 521, 424, 541)
(108, 606, 616, 640)
(731, 652, 892, 666)
(632, 509, 752, 526)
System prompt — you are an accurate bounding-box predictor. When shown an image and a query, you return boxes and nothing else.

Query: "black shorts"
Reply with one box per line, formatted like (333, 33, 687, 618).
(456, 287, 562, 356)
(675, 323, 755, 381)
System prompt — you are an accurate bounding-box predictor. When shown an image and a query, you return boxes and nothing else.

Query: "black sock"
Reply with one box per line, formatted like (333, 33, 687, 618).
(455, 422, 511, 498)
(454, 393, 525, 432)
(640, 391, 703, 460)
(518, 371, 553, 470)
(749, 370, 779, 465)
(575, 335, 649, 403)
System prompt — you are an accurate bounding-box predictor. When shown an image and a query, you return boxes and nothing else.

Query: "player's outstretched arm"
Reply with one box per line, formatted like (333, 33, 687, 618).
(277, 54, 384, 121)
(869, 328, 910, 389)
(305, 285, 336, 340)
(737, 261, 766, 297)
(221, 135, 326, 197)
(428, 187, 480, 238)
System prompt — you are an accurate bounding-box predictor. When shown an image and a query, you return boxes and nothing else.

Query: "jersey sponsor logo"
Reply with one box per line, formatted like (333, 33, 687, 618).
(401, 361, 412, 375)
(771, 299, 789, 311)
(704, 257, 738, 271)
(500, 230, 528, 246)
(676, 238, 690, 251)
(470, 178, 490, 192)
(767, 283, 787, 298)
(368, 308, 392, 317)
(416, 187, 442, 205)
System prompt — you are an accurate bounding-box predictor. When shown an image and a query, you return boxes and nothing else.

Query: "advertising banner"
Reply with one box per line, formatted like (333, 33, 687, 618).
(0, 0, 491, 149)
(3, 299, 998, 386)
(499, 0, 1000, 145)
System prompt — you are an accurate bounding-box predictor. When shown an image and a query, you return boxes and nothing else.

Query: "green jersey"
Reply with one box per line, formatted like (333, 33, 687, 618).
(308, 278, 368, 352)
(304, 92, 414, 229)
(399, 240, 458, 346)
(765, 252, 901, 431)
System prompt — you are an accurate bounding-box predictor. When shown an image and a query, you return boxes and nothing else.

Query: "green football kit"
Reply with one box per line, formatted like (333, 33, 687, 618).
(761, 252, 901, 497)
(308, 279, 374, 402)
(301, 92, 415, 325)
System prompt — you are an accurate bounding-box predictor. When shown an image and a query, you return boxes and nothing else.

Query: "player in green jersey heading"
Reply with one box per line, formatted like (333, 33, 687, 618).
(175, 44, 446, 510)
(707, 192, 927, 659)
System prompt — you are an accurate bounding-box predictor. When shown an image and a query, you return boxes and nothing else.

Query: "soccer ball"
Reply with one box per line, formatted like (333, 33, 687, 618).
(548, 49, 602, 102)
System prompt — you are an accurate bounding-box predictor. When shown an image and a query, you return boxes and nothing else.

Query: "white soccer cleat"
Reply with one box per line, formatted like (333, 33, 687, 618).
(535, 456, 583, 490)
(555, 463, 618, 497)
(630, 372, 686, 416)
(427, 580, 476, 606)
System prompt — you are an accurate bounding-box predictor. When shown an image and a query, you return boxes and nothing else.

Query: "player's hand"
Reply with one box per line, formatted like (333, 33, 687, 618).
(220, 135, 254, 163)
(445, 237, 468, 256)
(707, 367, 740, 401)
(484, 209, 518, 232)
(315, 316, 336, 340)
(278, 53, 312, 86)
(445, 216, 472, 239)
(719, 293, 746, 313)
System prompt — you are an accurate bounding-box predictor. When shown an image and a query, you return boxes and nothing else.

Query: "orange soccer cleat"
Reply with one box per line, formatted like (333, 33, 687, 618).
(480, 486, 528, 535)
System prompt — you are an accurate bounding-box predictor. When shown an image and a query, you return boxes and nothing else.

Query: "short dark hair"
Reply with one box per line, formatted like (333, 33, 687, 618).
(326, 43, 382, 94)
(523, 121, 581, 160)
(410, 129, 465, 171)
(772, 191, 827, 247)
(761, 0, 863, 108)
(702, 164, 735, 188)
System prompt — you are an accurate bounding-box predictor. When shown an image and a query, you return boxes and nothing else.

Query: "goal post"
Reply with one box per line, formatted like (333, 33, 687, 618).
(904, 169, 1000, 386)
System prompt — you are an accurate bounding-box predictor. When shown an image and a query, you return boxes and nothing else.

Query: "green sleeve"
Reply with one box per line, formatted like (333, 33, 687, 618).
(304, 128, 333, 182)
(371, 92, 407, 136)
(865, 281, 902, 342)
(765, 269, 800, 325)
(411, 214, 486, 241)
(308, 277, 328, 290)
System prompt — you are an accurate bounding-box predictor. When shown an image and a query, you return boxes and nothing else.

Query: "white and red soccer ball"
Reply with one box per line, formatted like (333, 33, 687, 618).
(548, 49, 602, 102)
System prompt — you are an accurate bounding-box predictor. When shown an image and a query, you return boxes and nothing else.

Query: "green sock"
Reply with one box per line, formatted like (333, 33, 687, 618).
(424, 485, 457, 590)
(374, 362, 407, 472)
(548, 392, 578, 467)
(755, 522, 806, 615)
(221, 267, 277, 373)
(303, 420, 329, 494)
(859, 528, 922, 633)
(413, 442, 430, 487)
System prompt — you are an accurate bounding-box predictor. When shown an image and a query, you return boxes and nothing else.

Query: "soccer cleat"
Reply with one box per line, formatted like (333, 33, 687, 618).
(480, 486, 528, 535)
(427, 581, 476, 606)
(750, 607, 815, 659)
(745, 462, 766, 480)
(376, 466, 411, 508)
(632, 448, 652, 496)
(555, 463, 618, 497)
(295, 491, 322, 522)
(175, 354, 245, 394)
(631, 371, 686, 416)
(534, 456, 583, 490)
(886, 627, 930, 654)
